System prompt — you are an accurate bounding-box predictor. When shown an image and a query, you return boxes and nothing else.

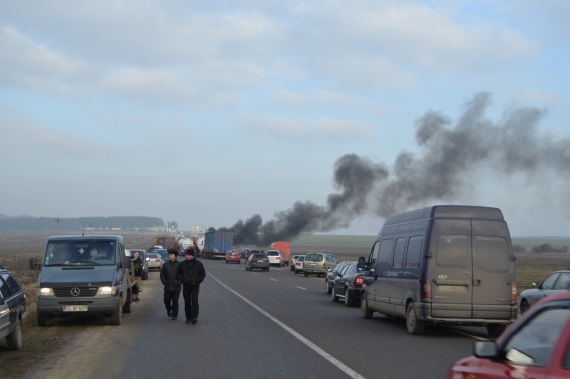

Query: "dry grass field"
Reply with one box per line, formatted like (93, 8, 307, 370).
(0, 231, 568, 377)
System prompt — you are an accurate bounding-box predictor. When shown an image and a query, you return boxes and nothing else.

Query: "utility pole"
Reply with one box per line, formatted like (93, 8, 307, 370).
(55, 215, 61, 235)
(89, 220, 94, 234)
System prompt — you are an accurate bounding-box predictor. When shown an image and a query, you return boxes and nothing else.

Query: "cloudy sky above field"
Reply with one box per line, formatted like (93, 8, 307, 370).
(1, 0, 569, 237)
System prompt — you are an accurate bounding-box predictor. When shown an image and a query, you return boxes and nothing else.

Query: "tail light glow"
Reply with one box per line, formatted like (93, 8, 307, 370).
(511, 281, 517, 303)
(355, 275, 363, 287)
(421, 277, 432, 301)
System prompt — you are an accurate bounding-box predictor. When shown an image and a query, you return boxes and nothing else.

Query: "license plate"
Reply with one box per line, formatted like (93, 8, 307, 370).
(258, 260, 265, 262)
(438, 285, 466, 292)
(63, 305, 88, 312)
(310, 263, 316, 266)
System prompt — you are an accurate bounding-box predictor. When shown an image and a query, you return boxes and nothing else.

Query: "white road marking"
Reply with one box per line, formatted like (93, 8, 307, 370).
(270, 278, 277, 281)
(253, 273, 258, 275)
(209, 272, 366, 379)
(296, 286, 307, 290)
(452, 330, 488, 341)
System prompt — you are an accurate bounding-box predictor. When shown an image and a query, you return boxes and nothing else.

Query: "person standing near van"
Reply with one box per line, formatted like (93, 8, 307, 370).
(160, 249, 181, 320)
(132, 251, 143, 294)
(176, 249, 206, 324)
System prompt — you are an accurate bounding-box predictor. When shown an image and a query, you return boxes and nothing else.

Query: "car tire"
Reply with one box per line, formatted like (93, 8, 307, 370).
(110, 304, 123, 325)
(37, 314, 49, 327)
(344, 288, 351, 307)
(294, 270, 299, 274)
(486, 324, 506, 337)
(361, 294, 373, 319)
(406, 302, 424, 335)
(123, 299, 132, 314)
(325, 280, 332, 294)
(520, 299, 530, 314)
(6, 318, 23, 350)
(304, 272, 309, 277)
(332, 286, 339, 302)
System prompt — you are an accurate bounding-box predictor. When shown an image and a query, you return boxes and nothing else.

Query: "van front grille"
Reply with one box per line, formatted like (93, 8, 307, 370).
(53, 287, 98, 298)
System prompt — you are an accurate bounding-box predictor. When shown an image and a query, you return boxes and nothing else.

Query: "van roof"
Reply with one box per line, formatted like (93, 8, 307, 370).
(384, 205, 504, 225)
(47, 235, 123, 240)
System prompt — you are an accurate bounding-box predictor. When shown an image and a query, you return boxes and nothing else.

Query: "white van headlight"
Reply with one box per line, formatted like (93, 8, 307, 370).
(97, 286, 117, 295)
(37, 287, 54, 296)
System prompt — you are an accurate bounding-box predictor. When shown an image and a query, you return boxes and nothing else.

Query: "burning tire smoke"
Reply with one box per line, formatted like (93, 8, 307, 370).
(229, 92, 568, 246)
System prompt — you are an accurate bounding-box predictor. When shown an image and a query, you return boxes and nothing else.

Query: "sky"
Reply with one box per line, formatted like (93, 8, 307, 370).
(0, 0, 569, 237)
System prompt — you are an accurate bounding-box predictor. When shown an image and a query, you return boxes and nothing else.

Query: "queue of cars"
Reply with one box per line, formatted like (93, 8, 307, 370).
(0, 264, 27, 350)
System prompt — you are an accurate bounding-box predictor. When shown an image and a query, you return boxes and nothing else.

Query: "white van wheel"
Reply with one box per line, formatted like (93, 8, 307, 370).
(406, 302, 424, 335)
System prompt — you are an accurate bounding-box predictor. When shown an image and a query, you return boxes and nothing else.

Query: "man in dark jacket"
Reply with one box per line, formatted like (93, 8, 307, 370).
(176, 249, 206, 324)
(160, 249, 181, 320)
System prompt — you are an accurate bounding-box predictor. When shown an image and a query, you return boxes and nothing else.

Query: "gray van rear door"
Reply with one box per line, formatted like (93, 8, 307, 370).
(429, 219, 473, 319)
(471, 220, 514, 319)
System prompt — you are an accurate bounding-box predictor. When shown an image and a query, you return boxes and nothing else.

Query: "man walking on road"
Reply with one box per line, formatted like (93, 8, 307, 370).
(160, 249, 181, 320)
(177, 249, 206, 324)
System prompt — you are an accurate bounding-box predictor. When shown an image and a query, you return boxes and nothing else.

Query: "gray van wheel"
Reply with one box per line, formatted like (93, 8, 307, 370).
(520, 300, 529, 314)
(325, 280, 332, 294)
(110, 304, 123, 325)
(361, 294, 373, 319)
(332, 286, 339, 302)
(37, 314, 49, 327)
(7, 319, 23, 350)
(486, 324, 506, 337)
(123, 300, 132, 314)
(406, 302, 424, 335)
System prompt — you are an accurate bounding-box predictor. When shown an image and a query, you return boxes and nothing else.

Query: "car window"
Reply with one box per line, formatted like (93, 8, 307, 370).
(332, 262, 345, 274)
(298, 256, 305, 262)
(553, 273, 570, 290)
(377, 239, 394, 268)
(0, 277, 11, 298)
(473, 236, 510, 274)
(542, 273, 560, 290)
(148, 254, 159, 258)
(393, 238, 406, 268)
(504, 307, 570, 367)
(405, 236, 423, 268)
(306, 254, 323, 262)
(369, 241, 380, 269)
(436, 235, 470, 269)
(1, 273, 21, 295)
(267, 251, 278, 256)
(340, 264, 350, 275)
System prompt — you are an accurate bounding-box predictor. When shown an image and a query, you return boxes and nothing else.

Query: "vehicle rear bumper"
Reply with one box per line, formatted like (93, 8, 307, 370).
(415, 302, 517, 324)
(303, 267, 327, 274)
(37, 297, 120, 317)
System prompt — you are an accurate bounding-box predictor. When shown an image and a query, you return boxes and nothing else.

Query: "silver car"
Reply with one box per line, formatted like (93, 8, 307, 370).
(519, 270, 570, 313)
(303, 253, 338, 277)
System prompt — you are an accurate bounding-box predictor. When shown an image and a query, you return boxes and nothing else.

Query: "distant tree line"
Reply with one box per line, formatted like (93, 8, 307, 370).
(0, 216, 166, 232)
(531, 243, 568, 254)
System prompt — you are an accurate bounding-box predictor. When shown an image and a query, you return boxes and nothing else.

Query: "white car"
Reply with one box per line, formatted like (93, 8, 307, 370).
(294, 255, 305, 274)
(290, 254, 304, 271)
(146, 253, 163, 271)
(266, 250, 284, 267)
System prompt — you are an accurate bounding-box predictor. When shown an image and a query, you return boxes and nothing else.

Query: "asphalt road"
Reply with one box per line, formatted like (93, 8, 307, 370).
(24, 258, 490, 379)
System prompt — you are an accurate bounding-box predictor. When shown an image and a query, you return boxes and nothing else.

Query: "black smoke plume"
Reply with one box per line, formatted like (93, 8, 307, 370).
(230, 92, 567, 246)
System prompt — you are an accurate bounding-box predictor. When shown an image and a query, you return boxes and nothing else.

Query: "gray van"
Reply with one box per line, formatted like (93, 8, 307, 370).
(358, 205, 517, 336)
(30, 235, 136, 326)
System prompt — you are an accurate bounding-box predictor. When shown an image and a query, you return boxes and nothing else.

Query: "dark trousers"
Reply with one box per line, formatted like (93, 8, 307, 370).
(182, 286, 200, 321)
(164, 289, 181, 318)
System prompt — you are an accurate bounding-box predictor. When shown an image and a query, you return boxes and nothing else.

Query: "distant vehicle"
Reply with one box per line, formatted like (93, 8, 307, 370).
(266, 250, 284, 267)
(204, 230, 233, 259)
(153, 237, 176, 250)
(176, 238, 193, 251)
(294, 255, 305, 274)
(30, 235, 136, 326)
(270, 242, 291, 265)
(303, 253, 339, 277)
(246, 253, 269, 272)
(325, 261, 351, 294)
(0, 264, 28, 350)
(331, 262, 365, 307)
(127, 249, 149, 280)
(154, 249, 168, 262)
(291, 255, 303, 272)
(245, 249, 261, 261)
(239, 248, 251, 260)
(446, 291, 570, 379)
(519, 270, 570, 313)
(147, 253, 163, 271)
(196, 237, 205, 255)
(358, 205, 517, 336)
(225, 250, 240, 264)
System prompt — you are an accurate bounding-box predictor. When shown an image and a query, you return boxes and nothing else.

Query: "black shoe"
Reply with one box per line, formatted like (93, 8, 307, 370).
(185, 319, 191, 323)
(167, 311, 172, 318)
(192, 319, 197, 325)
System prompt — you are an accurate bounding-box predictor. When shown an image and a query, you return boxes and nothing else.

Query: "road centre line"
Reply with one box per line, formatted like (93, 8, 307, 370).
(296, 286, 307, 290)
(452, 330, 488, 341)
(270, 278, 277, 281)
(209, 272, 366, 379)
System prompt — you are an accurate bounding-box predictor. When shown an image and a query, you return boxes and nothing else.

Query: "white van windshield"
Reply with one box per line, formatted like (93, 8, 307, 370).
(44, 239, 117, 266)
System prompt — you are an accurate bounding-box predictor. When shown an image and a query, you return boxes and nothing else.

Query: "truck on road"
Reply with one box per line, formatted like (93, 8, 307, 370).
(270, 241, 291, 265)
(204, 230, 233, 259)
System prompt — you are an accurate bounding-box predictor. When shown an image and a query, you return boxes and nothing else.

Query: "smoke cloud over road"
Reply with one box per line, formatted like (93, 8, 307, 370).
(229, 92, 568, 246)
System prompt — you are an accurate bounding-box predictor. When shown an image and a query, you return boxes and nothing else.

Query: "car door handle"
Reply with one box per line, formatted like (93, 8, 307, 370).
(473, 279, 482, 286)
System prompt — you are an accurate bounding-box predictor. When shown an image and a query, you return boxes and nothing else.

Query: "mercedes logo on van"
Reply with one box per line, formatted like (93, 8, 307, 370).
(71, 287, 80, 297)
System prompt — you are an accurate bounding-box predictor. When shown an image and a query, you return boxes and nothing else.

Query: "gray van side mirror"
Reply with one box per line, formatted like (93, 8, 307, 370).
(29, 257, 42, 270)
(358, 257, 368, 271)
(123, 255, 132, 269)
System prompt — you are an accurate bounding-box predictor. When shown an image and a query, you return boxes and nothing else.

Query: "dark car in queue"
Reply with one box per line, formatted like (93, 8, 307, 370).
(128, 249, 149, 280)
(325, 261, 351, 294)
(446, 291, 570, 379)
(246, 253, 270, 272)
(519, 269, 570, 314)
(239, 248, 251, 260)
(331, 262, 365, 307)
(0, 264, 28, 350)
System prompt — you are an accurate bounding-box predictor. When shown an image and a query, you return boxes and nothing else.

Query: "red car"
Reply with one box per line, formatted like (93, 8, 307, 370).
(225, 250, 240, 264)
(446, 291, 570, 379)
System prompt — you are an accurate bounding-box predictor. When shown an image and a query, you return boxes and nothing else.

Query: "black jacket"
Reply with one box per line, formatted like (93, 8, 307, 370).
(132, 256, 142, 277)
(176, 259, 206, 288)
(160, 260, 181, 292)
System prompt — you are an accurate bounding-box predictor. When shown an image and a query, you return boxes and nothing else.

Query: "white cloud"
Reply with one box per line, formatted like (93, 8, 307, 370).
(510, 89, 560, 105)
(232, 114, 375, 141)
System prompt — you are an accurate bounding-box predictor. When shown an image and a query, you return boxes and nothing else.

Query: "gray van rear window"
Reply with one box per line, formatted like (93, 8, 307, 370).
(473, 236, 510, 274)
(436, 235, 470, 269)
(405, 236, 423, 268)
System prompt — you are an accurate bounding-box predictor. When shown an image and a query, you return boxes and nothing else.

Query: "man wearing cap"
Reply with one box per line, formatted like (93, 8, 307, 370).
(176, 248, 206, 324)
(160, 249, 182, 320)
